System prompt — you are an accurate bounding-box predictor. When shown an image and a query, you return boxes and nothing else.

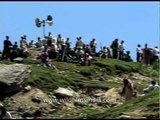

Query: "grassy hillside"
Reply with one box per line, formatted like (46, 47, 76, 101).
(87, 89, 159, 119)
(0, 52, 159, 118)
(19, 57, 156, 93)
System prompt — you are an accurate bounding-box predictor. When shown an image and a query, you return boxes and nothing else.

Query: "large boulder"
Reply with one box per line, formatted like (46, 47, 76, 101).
(92, 88, 124, 107)
(3, 88, 54, 119)
(54, 87, 79, 98)
(0, 64, 31, 95)
(13, 57, 24, 63)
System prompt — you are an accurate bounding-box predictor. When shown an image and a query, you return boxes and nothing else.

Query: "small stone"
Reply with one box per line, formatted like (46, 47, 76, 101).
(31, 96, 41, 103)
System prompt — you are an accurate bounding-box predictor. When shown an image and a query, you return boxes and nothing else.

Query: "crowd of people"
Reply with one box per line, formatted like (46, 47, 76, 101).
(0, 32, 159, 67)
(136, 44, 159, 66)
(0, 33, 159, 118)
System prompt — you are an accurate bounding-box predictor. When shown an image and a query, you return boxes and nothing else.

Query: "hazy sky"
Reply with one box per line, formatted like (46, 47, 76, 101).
(0, 1, 159, 61)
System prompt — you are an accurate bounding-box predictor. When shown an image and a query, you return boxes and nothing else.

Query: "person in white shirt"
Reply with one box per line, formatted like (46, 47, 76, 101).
(75, 37, 84, 50)
(143, 80, 159, 93)
(152, 46, 159, 62)
(118, 40, 125, 60)
(99, 46, 108, 58)
(136, 44, 142, 62)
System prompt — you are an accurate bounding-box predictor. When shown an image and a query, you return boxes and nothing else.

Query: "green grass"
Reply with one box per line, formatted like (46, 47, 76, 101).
(0, 60, 13, 64)
(26, 65, 74, 92)
(1, 53, 159, 119)
(22, 58, 41, 64)
(93, 58, 141, 75)
(22, 58, 160, 119)
(87, 89, 159, 119)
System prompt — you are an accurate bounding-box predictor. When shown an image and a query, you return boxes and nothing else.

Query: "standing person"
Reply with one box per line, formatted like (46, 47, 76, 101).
(136, 44, 142, 62)
(118, 40, 125, 60)
(0, 103, 12, 119)
(110, 38, 119, 59)
(142, 44, 152, 66)
(61, 40, 67, 62)
(107, 47, 112, 58)
(47, 32, 53, 47)
(23, 35, 29, 48)
(1, 36, 12, 60)
(20, 36, 28, 52)
(75, 37, 84, 51)
(89, 38, 97, 54)
(152, 46, 159, 63)
(57, 34, 62, 49)
(121, 76, 136, 101)
(65, 38, 71, 51)
(10, 42, 19, 62)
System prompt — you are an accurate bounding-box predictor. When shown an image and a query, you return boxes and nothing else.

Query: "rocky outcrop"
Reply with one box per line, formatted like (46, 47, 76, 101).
(92, 88, 124, 107)
(54, 87, 80, 98)
(2, 88, 55, 119)
(13, 57, 24, 63)
(0, 64, 31, 96)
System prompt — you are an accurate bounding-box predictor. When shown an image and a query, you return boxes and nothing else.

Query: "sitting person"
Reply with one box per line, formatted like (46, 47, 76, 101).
(37, 51, 51, 68)
(122, 51, 133, 62)
(99, 46, 108, 58)
(79, 53, 92, 66)
(143, 80, 159, 93)
(35, 37, 42, 48)
(48, 43, 58, 59)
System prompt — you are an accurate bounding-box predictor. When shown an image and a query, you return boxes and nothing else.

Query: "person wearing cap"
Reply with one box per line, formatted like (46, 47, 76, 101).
(0, 103, 12, 119)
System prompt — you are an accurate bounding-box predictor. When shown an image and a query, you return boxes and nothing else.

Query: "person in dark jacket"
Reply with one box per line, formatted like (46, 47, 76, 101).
(1, 36, 12, 60)
(110, 38, 119, 59)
